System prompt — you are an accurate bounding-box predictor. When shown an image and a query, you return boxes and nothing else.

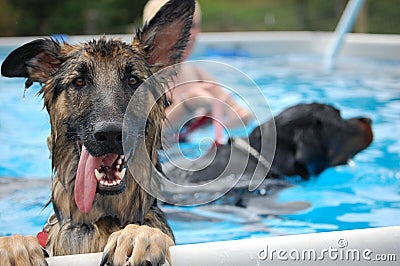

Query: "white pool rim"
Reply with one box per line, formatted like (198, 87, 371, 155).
(47, 226, 399, 265)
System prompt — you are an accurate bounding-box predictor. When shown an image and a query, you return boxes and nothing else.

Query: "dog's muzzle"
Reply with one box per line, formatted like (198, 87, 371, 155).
(74, 121, 128, 213)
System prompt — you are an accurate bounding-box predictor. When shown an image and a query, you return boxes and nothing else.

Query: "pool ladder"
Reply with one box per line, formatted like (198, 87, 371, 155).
(323, 0, 365, 70)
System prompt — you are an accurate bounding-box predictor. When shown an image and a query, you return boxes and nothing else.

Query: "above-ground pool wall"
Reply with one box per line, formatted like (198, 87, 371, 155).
(193, 32, 400, 60)
(1, 32, 399, 60)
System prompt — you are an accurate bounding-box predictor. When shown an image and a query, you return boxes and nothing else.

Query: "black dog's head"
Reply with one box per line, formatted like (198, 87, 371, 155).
(251, 103, 373, 179)
(1, 0, 195, 216)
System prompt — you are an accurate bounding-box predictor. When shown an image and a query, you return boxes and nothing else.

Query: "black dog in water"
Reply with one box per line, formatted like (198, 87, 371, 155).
(162, 103, 373, 203)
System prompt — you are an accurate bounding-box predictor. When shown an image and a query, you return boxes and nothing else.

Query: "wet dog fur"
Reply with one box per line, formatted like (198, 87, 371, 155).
(163, 103, 373, 185)
(0, 0, 195, 265)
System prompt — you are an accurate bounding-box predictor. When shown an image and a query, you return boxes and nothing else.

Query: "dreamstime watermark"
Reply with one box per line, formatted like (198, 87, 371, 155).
(257, 238, 397, 262)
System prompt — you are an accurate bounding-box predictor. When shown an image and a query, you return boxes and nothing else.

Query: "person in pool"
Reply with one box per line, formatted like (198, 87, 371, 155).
(143, 0, 253, 144)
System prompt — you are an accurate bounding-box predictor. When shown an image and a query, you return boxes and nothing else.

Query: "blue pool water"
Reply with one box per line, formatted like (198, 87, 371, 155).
(0, 45, 399, 244)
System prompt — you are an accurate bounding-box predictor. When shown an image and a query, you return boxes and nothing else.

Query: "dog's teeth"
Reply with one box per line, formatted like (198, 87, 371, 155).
(120, 155, 125, 160)
(117, 159, 122, 165)
(100, 180, 105, 185)
(116, 179, 121, 185)
(95, 169, 105, 181)
(116, 164, 120, 170)
(112, 181, 117, 186)
(116, 168, 126, 180)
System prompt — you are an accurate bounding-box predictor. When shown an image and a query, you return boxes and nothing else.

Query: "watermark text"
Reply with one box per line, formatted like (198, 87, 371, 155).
(257, 238, 397, 262)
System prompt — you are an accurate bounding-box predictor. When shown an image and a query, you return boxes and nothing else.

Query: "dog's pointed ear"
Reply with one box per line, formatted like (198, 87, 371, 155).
(135, 0, 195, 71)
(1, 38, 62, 83)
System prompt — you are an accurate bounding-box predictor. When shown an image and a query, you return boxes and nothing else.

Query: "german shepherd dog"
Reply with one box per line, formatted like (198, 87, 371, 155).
(0, 0, 194, 265)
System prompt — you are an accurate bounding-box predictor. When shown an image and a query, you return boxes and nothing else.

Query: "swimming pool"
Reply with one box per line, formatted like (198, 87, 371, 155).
(0, 37, 399, 245)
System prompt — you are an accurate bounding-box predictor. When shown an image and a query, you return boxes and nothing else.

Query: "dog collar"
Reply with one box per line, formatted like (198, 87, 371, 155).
(36, 213, 58, 248)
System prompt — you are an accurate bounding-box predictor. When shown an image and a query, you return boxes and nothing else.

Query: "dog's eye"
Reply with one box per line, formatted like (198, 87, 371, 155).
(128, 75, 139, 87)
(73, 77, 86, 87)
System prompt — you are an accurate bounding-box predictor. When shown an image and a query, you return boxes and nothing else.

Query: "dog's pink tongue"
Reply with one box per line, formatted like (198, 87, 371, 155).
(75, 146, 102, 213)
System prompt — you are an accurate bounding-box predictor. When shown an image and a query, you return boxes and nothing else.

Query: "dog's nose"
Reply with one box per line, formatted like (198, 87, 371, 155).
(93, 122, 123, 145)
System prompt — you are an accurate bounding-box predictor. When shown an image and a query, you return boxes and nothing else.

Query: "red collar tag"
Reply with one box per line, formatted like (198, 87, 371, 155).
(36, 229, 48, 248)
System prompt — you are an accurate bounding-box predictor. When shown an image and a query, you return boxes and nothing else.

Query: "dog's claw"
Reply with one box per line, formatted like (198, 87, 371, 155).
(101, 224, 174, 266)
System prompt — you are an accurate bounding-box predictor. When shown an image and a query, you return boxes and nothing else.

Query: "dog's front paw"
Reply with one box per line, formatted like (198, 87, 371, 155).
(100, 224, 174, 266)
(0, 235, 48, 266)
